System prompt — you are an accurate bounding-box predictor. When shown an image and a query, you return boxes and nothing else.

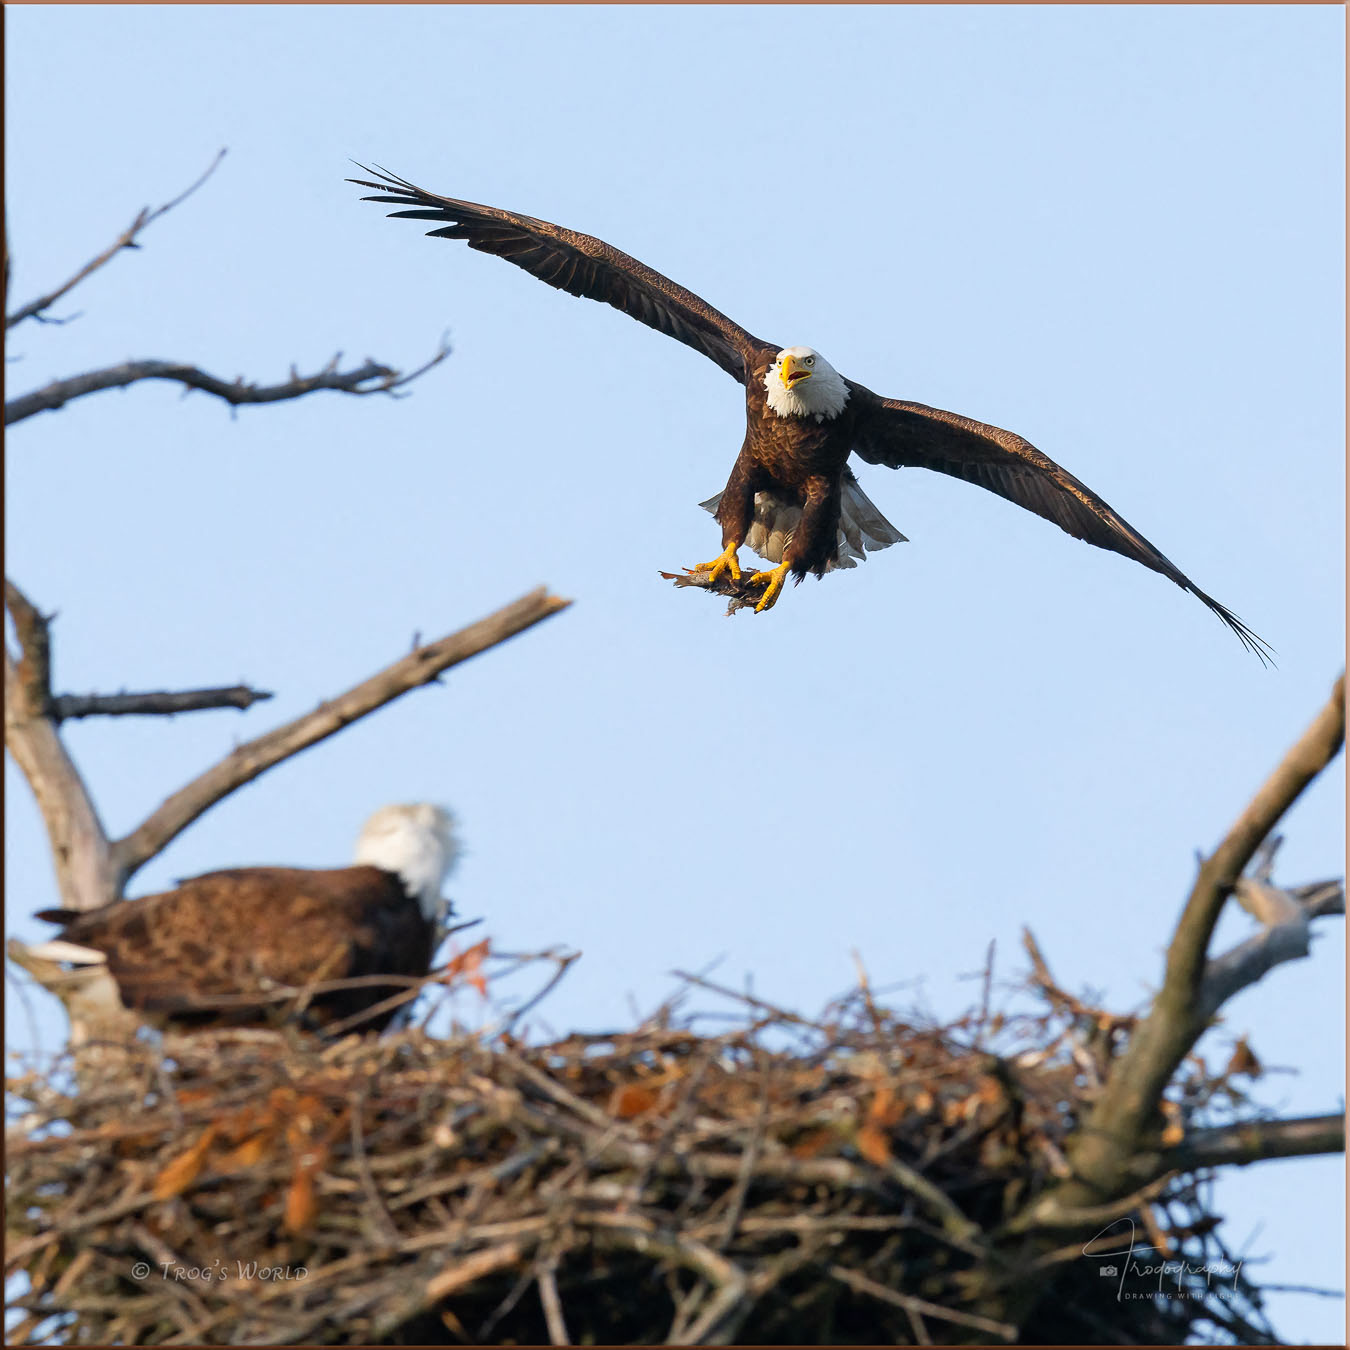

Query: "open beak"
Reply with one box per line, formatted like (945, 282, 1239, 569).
(781, 355, 812, 387)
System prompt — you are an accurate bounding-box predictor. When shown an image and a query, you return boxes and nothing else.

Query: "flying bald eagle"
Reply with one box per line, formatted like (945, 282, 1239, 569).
(351, 166, 1268, 659)
(29, 803, 459, 1033)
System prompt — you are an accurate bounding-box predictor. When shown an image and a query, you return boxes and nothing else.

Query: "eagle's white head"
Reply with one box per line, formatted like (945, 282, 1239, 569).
(764, 346, 849, 422)
(354, 803, 460, 920)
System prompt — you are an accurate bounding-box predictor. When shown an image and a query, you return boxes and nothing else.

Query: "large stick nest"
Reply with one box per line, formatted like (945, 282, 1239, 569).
(7, 958, 1279, 1345)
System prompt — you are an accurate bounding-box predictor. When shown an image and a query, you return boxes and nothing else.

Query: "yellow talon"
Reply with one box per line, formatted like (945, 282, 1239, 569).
(692, 542, 742, 585)
(749, 561, 792, 613)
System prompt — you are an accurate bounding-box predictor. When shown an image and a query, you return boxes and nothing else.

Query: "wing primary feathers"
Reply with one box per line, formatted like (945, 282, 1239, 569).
(848, 385, 1273, 663)
(348, 162, 771, 383)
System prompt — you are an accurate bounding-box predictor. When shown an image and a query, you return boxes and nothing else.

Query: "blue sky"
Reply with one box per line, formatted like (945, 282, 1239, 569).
(5, 5, 1344, 1340)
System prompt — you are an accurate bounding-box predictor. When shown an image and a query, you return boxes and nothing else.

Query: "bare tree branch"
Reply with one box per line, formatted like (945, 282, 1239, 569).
(5, 581, 118, 912)
(1196, 877, 1344, 1022)
(6, 150, 227, 330)
(107, 587, 571, 889)
(50, 685, 273, 723)
(1063, 672, 1345, 1196)
(1163, 1112, 1345, 1172)
(1167, 673, 1345, 1000)
(968, 677, 1346, 1335)
(1095, 1111, 1350, 1200)
(5, 578, 53, 714)
(5, 342, 451, 425)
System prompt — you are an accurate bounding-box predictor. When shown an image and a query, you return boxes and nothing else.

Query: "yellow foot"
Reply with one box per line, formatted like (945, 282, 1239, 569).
(690, 542, 742, 585)
(748, 561, 792, 612)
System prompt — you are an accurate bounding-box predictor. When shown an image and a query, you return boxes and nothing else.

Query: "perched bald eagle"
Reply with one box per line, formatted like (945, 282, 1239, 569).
(351, 167, 1268, 658)
(29, 804, 459, 1033)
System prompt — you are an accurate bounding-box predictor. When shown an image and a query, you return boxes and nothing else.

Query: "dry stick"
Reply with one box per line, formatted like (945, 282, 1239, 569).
(50, 685, 273, 721)
(496, 948, 583, 1036)
(670, 968, 819, 1030)
(1008, 1171, 1180, 1239)
(4, 581, 118, 911)
(6, 149, 227, 329)
(827, 1263, 1017, 1341)
(583, 1220, 749, 1346)
(716, 1071, 772, 1250)
(349, 1088, 402, 1250)
(107, 586, 570, 889)
(5, 345, 450, 425)
(7, 1186, 167, 1264)
(904, 1301, 934, 1347)
(494, 1044, 627, 1134)
(536, 1256, 571, 1346)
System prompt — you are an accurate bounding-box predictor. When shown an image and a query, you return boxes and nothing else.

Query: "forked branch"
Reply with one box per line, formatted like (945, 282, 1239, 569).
(5, 343, 451, 426)
(6, 150, 227, 330)
(107, 587, 570, 889)
(1066, 672, 1345, 1192)
(5, 581, 116, 910)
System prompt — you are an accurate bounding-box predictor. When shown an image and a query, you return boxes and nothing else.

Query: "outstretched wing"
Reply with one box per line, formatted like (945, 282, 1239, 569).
(350, 165, 771, 383)
(848, 383, 1272, 662)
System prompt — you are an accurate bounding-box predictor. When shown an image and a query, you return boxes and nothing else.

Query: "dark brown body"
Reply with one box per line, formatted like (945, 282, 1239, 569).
(715, 358, 864, 579)
(37, 866, 436, 1033)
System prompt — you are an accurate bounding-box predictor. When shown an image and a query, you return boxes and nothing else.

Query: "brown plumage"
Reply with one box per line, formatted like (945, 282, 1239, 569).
(36, 868, 432, 1031)
(33, 803, 459, 1033)
(351, 165, 1269, 659)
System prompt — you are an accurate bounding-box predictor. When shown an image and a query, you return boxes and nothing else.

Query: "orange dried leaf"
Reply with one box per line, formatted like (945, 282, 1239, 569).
(219, 1133, 271, 1171)
(976, 1076, 1004, 1106)
(446, 939, 491, 998)
(609, 1083, 659, 1119)
(284, 1164, 318, 1235)
(1160, 1099, 1185, 1148)
(1225, 1038, 1263, 1079)
(153, 1123, 219, 1200)
(856, 1120, 892, 1167)
(867, 1086, 902, 1128)
(791, 1128, 833, 1160)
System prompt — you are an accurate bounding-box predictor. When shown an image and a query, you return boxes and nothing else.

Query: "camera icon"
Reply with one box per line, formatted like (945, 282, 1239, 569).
(1099, 1264, 1118, 1277)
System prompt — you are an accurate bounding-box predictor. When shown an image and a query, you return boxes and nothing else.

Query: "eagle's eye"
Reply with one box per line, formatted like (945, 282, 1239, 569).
(806, 356, 815, 366)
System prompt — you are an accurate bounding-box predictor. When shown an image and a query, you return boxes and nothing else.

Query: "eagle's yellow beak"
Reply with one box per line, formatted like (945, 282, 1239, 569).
(781, 354, 811, 388)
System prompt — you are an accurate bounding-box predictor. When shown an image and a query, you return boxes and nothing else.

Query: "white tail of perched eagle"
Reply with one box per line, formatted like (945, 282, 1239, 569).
(28, 803, 461, 1034)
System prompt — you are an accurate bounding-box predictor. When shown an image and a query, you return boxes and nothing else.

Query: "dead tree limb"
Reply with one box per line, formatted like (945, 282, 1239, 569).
(1058, 672, 1345, 1200)
(4, 581, 118, 911)
(50, 685, 273, 722)
(5, 150, 227, 330)
(107, 586, 570, 890)
(1161, 1112, 1345, 1172)
(1166, 673, 1345, 1000)
(5, 343, 451, 425)
(1196, 874, 1344, 1021)
(968, 673, 1345, 1334)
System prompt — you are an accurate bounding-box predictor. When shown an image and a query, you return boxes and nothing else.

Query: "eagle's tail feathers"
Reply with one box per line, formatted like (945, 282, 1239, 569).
(838, 476, 908, 565)
(23, 939, 108, 967)
(699, 479, 905, 572)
